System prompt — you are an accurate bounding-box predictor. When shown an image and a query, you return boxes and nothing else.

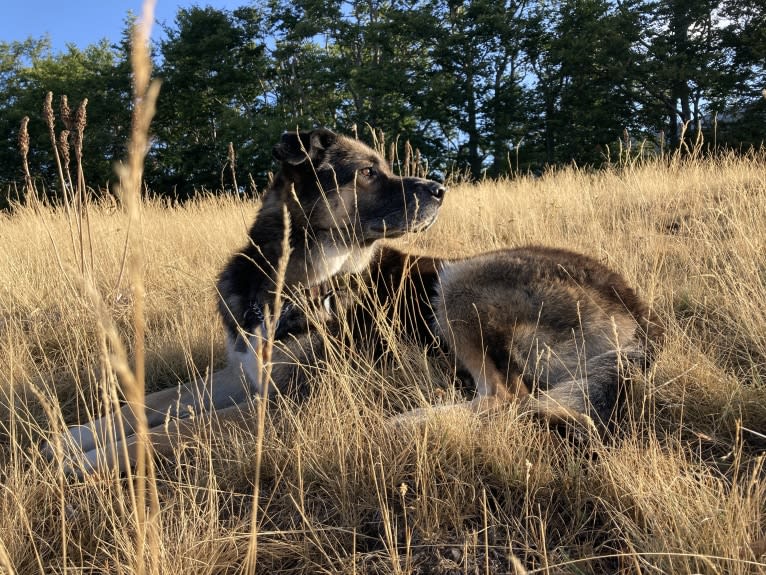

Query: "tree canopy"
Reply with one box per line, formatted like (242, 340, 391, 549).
(1, 0, 764, 200)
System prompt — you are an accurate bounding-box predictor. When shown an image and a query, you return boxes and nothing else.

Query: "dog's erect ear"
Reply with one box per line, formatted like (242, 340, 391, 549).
(273, 128, 337, 166)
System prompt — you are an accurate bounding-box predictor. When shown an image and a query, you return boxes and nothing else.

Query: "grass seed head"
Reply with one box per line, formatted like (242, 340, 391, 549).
(59, 130, 71, 172)
(73, 98, 88, 157)
(60, 94, 73, 132)
(43, 91, 55, 134)
(18, 116, 30, 159)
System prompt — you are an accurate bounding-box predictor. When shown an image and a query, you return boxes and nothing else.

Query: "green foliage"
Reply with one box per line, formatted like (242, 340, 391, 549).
(150, 6, 272, 198)
(1, 0, 765, 198)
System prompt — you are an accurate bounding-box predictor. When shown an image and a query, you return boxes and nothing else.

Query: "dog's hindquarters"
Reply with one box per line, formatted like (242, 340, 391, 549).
(529, 346, 648, 430)
(432, 247, 658, 430)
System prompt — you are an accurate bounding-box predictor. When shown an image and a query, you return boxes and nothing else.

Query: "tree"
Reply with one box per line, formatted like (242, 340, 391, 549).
(712, 0, 766, 147)
(420, 0, 536, 177)
(264, 0, 346, 131)
(151, 6, 271, 197)
(526, 0, 645, 166)
(633, 0, 726, 148)
(268, 0, 438, 158)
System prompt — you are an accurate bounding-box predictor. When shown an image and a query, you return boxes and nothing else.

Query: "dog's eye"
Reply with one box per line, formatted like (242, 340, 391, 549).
(359, 167, 376, 179)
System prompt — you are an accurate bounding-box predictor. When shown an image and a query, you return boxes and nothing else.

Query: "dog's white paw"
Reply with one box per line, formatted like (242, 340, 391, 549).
(387, 407, 431, 429)
(41, 425, 104, 477)
(387, 403, 473, 431)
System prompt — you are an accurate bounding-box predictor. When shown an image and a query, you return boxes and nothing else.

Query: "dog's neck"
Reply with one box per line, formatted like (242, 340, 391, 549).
(218, 177, 380, 341)
(251, 187, 375, 287)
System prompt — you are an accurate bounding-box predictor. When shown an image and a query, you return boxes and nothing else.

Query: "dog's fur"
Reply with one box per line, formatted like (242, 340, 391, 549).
(46, 129, 662, 475)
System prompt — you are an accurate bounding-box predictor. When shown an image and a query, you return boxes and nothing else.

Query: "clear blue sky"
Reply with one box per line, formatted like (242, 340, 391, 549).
(1, 0, 246, 53)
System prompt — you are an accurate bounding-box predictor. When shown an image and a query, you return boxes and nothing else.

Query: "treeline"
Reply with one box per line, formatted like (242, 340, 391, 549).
(1, 0, 764, 200)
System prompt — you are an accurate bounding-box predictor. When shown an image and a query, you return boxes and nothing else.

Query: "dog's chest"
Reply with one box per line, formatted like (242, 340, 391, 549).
(306, 245, 349, 282)
(304, 244, 375, 283)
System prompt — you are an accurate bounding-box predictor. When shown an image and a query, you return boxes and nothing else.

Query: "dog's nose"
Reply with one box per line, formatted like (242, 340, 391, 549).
(430, 183, 447, 200)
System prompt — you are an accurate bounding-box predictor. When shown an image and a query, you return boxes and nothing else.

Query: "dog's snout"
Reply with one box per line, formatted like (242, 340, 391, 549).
(419, 180, 446, 201)
(402, 177, 447, 204)
(430, 183, 447, 200)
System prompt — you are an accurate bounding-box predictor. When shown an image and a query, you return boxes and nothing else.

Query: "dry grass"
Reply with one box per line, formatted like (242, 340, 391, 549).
(1, 151, 766, 573)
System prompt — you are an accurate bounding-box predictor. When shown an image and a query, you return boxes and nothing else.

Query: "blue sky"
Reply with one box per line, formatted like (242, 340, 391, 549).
(1, 0, 246, 53)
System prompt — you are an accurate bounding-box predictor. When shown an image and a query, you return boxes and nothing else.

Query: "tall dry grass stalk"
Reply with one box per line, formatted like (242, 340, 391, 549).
(44, 91, 69, 211)
(242, 205, 292, 574)
(108, 1, 163, 573)
(365, 127, 429, 178)
(59, 95, 74, 194)
(39, 91, 93, 274)
(72, 98, 96, 276)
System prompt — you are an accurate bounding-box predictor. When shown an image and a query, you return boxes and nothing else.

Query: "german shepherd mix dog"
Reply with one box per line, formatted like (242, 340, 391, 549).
(46, 129, 662, 475)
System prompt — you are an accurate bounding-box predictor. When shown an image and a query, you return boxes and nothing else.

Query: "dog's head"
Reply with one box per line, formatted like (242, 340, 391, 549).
(272, 128, 446, 243)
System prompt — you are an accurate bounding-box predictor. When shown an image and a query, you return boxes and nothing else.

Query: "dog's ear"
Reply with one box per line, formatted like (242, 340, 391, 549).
(273, 128, 337, 166)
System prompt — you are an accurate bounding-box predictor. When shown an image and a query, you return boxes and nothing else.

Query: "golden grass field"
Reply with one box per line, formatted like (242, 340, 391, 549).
(1, 151, 765, 574)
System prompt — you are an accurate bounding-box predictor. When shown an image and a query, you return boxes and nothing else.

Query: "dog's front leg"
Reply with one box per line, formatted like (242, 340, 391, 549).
(42, 364, 252, 475)
(72, 398, 260, 477)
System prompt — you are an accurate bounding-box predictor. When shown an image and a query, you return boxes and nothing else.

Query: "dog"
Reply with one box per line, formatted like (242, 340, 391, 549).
(45, 128, 662, 475)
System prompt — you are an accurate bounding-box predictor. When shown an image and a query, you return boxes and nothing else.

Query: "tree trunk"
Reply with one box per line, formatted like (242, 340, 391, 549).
(465, 69, 483, 178)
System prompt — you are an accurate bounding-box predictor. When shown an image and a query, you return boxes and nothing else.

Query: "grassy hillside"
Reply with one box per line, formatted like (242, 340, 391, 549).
(1, 153, 765, 574)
